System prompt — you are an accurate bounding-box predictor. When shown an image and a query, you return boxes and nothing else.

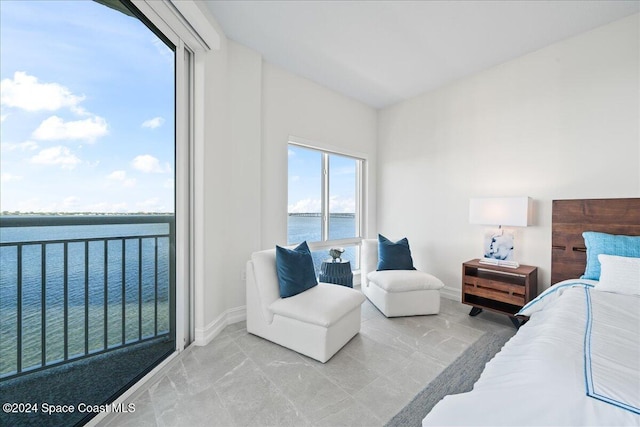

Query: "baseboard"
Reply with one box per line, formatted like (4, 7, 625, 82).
(194, 305, 246, 346)
(225, 305, 246, 324)
(440, 285, 460, 301)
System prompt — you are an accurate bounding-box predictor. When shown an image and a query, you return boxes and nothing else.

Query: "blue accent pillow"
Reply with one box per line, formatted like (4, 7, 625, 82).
(581, 232, 640, 280)
(377, 234, 416, 271)
(276, 241, 318, 298)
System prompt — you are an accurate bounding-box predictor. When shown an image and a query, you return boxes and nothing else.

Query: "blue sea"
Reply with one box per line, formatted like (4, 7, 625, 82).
(0, 222, 171, 377)
(287, 214, 358, 272)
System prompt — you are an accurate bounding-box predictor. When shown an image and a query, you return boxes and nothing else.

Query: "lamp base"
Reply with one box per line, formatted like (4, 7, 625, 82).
(478, 258, 520, 268)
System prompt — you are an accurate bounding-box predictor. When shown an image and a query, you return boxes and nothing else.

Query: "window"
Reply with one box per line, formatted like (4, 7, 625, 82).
(287, 142, 363, 271)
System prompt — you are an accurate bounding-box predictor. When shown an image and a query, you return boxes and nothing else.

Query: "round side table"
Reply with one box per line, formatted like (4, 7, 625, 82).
(319, 260, 353, 288)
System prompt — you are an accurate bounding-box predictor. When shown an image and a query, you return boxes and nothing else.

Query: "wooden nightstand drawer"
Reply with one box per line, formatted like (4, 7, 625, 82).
(463, 280, 525, 306)
(462, 259, 538, 327)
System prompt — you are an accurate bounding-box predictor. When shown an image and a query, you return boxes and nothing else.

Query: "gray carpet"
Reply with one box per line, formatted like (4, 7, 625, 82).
(385, 328, 515, 427)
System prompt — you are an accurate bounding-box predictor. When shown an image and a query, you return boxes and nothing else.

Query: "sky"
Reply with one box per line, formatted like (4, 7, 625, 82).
(288, 145, 356, 214)
(0, 0, 175, 213)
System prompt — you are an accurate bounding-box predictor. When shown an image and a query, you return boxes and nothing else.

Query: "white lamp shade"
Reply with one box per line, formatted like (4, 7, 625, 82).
(469, 197, 532, 227)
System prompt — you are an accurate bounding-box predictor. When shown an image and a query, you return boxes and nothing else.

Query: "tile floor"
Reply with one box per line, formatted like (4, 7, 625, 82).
(108, 297, 514, 427)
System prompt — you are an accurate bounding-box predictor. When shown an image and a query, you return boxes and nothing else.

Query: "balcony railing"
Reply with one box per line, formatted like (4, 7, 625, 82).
(0, 215, 175, 380)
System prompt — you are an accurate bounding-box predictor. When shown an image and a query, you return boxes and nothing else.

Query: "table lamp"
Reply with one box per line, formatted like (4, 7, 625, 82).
(469, 197, 532, 268)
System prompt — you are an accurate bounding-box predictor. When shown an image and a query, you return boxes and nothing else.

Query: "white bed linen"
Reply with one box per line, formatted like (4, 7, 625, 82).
(423, 280, 640, 426)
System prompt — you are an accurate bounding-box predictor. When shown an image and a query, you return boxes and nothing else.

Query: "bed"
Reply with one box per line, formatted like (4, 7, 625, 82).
(423, 198, 640, 426)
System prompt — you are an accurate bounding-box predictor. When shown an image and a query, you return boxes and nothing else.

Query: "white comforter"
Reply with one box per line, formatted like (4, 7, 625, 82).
(423, 280, 640, 426)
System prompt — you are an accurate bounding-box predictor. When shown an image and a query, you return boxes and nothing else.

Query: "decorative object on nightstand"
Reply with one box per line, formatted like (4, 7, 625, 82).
(329, 247, 345, 262)
(469, 196, 532, 268)
(319, 259, 353, 287)
(462, 259, 537, 327)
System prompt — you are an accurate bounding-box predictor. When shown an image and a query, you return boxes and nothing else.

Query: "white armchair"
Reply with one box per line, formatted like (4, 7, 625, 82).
(361, 239, 444, 317)
(246, 248, 365, 363)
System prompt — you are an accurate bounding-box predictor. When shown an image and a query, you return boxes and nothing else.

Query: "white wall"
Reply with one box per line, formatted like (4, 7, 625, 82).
(193, 8, 377, 343)
(377, 14, 639, 294)
(189, 6, 265, 343)
(261, 63, 378, 249)
(224, 41, 263, 317)
(195, 21, 233, 342)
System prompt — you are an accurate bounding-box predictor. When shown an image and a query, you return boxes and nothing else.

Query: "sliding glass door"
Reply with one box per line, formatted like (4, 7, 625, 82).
(0, 1, 184, 425)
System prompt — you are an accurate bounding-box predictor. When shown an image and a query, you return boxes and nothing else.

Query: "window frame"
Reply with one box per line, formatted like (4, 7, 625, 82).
(287, 138, 364, 252)
(131, 0, 214, 352)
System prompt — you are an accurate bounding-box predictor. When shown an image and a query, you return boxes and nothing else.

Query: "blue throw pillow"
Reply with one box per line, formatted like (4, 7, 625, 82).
(581, 232, 640, 280)
(377, 234, 416, 271)
(275, 241, 318, 298)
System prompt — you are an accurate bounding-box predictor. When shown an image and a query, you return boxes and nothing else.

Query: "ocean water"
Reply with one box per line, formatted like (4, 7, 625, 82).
(287, 214, 359, 273)
(1, 216, 356, 376)
(0, 222, 171, 377)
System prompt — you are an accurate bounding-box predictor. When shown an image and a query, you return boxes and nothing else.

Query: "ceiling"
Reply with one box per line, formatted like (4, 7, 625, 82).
(203, 1, 639, 109)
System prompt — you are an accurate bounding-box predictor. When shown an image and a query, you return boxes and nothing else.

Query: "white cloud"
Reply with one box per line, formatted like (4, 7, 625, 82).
(142, 116, 164, 129)
(107, 170, 136, 187)
(164, 178, 174, 189)
(1, 173, 23, 183)
(329, 196, 355, 213)
(70, 106, 91, 117)
(1, 141, 39, 152)
(32, 115, 108, 142)
(30, 146, 81, 169)
(108, 170, 127, 181)
(136, 197, 166, 212)
(131, 154, 169, 173)
(288, 149, 296, 157)
(290, 175, 300, 182)
(152, 38, 174, 64)
(84, 202, 129, 213)
(11, 198, 47, 213)
(0, 71, 85, 112)
(1, 114, 7, 122)
(288, 198, 321, 213)
(62, 196, 80, 209)
(287, 197, 354, 214)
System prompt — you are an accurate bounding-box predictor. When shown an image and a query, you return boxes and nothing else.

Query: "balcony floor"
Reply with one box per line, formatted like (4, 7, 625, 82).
(0, 338, 173, 427)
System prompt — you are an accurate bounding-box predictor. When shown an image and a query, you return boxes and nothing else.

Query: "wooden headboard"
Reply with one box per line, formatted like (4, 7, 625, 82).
(551, 198, 640, 283)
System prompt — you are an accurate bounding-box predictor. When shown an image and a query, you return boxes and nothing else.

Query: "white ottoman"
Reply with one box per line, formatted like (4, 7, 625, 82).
(361, 239, 444, 317)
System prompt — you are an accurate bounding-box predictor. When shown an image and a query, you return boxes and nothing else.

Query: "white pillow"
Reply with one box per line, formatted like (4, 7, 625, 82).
(595, 254, 640, 296)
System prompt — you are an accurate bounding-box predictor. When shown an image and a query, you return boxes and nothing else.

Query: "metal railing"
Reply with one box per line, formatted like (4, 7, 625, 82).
(0, 215, 175, 379)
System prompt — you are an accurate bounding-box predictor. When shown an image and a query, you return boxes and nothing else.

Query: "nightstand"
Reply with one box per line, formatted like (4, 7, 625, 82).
(319, 260, 353, 287)
(462, 259, 538, 327)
